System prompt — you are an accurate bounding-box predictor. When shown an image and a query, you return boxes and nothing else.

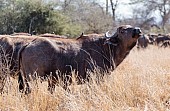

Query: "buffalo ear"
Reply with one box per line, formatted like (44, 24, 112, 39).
(117, 27, 123, 34)
(103, 38, 118, 46)
(110, 35, 119, 45)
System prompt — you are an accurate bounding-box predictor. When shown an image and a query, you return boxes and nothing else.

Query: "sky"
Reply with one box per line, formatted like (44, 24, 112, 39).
(98, 0, 133, 18)
(48, 0, 133, 18)
(98, 0, 161, 22)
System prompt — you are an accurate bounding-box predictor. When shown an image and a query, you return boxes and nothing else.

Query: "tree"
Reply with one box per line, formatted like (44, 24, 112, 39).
(151, 0, 170, 32)
(106, 0, 109, 15)
(60, 0, 113, 34)
(110, 0, 118, 22)
(129, 0, 170, 33)
(0, 0, 81, 36)
(63, 0, 72, 13)
(0, 0, 20, 34)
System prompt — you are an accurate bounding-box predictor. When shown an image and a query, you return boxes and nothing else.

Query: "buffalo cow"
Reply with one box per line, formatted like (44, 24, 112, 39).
(0, 36, 38, 74)
(18, 25, 141, 93)
(0, 34, 68, 76)
(0, 35, 69, 92)
(160, 40, 170, 48)
(137, 35, 149, 48)
(137, 34, 155, 49)
(154, 35, 170, 45)
(148, 35, 155, 44)
(147, 34, 157, 43)
(0, 35, 39, 92)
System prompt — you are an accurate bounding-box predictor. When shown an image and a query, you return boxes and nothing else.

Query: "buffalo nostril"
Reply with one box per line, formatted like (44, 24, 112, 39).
(132, 27, 142, 38)
(134, 29, 140, 34)
(138, 29, 142, 33)
(134, 27, 142, 34)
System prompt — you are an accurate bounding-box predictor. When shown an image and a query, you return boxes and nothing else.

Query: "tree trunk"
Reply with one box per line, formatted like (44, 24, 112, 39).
(110, 0, 118, 22)
(29, 17, 34, 34)
(106, 0, 108, 15)
(63, 0, 71, 13)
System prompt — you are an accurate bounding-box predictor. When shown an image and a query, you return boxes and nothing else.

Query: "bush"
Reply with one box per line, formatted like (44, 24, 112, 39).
(0, 0, 82, 37)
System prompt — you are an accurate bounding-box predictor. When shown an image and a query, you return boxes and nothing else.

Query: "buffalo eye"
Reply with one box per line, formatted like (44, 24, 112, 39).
(120, 29, 125, 34)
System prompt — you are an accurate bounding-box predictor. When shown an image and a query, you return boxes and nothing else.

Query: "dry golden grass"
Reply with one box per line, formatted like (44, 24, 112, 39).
(0, 46, 170, 111)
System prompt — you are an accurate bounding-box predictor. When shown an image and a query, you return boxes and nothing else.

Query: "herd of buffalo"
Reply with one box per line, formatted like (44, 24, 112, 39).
(0, 25, 168, 94)
(137, 33, 170, 48)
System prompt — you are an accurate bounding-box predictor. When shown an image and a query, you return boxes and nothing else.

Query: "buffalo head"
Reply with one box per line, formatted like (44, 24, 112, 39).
(105, 25, 141, 50)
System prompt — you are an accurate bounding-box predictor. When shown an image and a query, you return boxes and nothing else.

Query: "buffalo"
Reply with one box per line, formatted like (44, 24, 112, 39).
(148, 35, 155, 45)
(137, 34, 149, 48)
(137, 34, 155, 49)
(0, 35, 39, 92)
(160, 40, 170, 48)
(0, 36, 38, 74)
(0, 35, 69, 92)
(0, 34, 68, 76)
(18, 25, 141, 93)
(154, 35, 170, 45)
(147, 34, 157, 43)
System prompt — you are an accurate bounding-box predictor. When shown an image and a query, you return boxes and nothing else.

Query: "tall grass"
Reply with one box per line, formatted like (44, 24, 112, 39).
(0, 46, 170, 111)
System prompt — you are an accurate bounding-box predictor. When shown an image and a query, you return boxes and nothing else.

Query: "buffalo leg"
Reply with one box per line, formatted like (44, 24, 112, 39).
(19, 70, 31, 94)
(18, 72, 24, 92)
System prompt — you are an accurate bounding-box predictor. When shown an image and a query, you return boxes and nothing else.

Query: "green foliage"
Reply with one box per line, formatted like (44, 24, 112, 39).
(0, 0, 82, 37)
(60, 0, 113, 34)
(62, 23, 82, 38)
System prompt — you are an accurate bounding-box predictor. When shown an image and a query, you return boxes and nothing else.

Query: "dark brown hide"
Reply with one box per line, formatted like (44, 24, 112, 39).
(3, 36, 38, 75)
(137, 35, 149, 48)
(0, 35, 67, 76)
(0, 35, 39, 92)
(160, 40, 170, 48)
(0, 35, 71, 93)
(155, 36, 170, 45)
(18, 25, 141, 93)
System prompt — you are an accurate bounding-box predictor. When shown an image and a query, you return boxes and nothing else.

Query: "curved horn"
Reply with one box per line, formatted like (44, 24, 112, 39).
(105, 31, 112, 38)
(105, 31, 117, 38)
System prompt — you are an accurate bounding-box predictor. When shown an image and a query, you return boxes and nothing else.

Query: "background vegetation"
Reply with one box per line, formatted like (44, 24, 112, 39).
(1, 0, 170, 37)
